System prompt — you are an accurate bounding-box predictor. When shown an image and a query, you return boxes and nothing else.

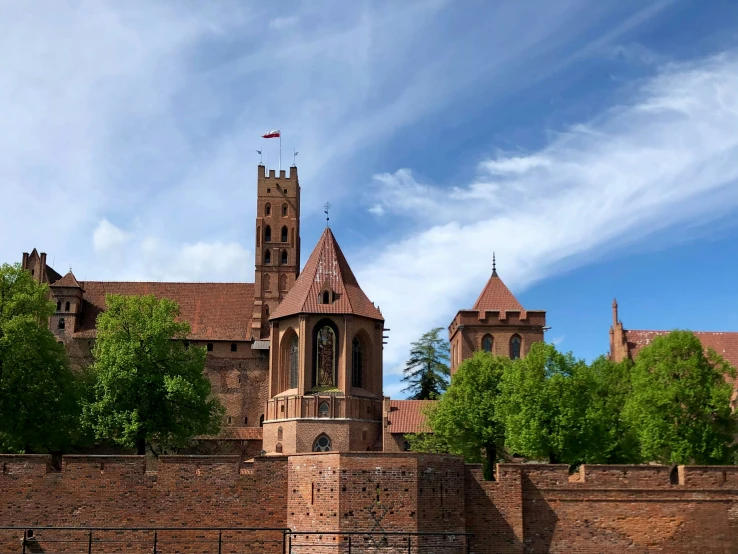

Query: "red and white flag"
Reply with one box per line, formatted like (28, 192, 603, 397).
(262, 129, 280, 139)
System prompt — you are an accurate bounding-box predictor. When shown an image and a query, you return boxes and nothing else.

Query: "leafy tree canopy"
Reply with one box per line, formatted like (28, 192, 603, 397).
(409, 351, 508, 478)
(0, 263, 79, 453)
(82, 294, 224, 455)
(401, 327, 450, 400)
(624, 330, 737, 464)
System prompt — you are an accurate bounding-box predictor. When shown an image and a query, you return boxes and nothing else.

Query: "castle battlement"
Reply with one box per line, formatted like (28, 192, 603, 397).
(258, 164, 298, 180)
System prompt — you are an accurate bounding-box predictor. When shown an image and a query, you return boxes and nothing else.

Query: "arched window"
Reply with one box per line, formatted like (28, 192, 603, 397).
(352, 337, 363, 388)
(282, 204, 288, 216)
(289, 335, 299, 389)
(482, 334, 493, 353)
(264, 225, 272, 242)
(264, 250, 271, 265)
(280, 250, 288, 265)
(265, 203, 271, 216)
(58, 318, 65, 330)
(56, 301, 61, 311)
(322, 291, 330, 304)
(276, 443, 283, 453)
(510, 335, 521, 360)
(313, 434, 331, 452)
(279, 274, 288, 291)
(318, 402, 330, 417)
(65, 301, 70, 312)
(281, 226, 288, 242)
(263, 274, 271, 291)
(314, 323, 337, 388)
(277, 427, 283, 441)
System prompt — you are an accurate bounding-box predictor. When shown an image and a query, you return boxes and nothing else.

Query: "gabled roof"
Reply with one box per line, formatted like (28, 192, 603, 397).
(625, 330, 738, 370)
(386, 400, 435, 434)
(472, 270, 524, 312)
(51, 270, 84, 289)
(270, 228, 383, 321)
(73, 282, 255, 341)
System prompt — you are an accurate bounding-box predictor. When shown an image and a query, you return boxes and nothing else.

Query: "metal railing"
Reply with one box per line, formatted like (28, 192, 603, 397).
(0, 527, 472, 553)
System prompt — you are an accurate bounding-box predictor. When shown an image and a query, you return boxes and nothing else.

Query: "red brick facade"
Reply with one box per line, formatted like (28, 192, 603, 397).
(2, 453, 737, 553)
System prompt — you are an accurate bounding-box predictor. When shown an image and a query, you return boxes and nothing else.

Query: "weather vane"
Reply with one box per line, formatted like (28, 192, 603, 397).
(292, 150, 299, 167)
(256, 149, 263, 165)
(324, 202, 331, 227)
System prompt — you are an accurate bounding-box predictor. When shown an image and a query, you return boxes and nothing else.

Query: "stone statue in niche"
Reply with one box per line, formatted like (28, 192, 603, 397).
(317, 326, 335, 387)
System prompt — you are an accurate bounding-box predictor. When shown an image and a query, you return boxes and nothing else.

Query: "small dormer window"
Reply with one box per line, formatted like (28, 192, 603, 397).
(322, 291, 330, 304)
(65, 301, 70, 312)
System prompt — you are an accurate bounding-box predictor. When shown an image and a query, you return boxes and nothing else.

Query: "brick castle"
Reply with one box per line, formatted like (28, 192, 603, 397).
(9, 164, 738, 552)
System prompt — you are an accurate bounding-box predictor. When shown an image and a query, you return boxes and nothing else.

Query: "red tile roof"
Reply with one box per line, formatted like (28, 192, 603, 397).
(626, 330, 738, 369)
(386, 400, 436, 434)
(51, 271, 83, 289)
(73, 282, 255, 341)
(472, 271, 524, 312)
(271, 228, 383, 321)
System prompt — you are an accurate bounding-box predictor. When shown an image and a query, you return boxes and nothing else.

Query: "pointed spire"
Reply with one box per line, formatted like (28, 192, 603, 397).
(51, 269, 84, 290)
(472, 261, 523, 312)
(492, 252, 497, 277)
(270, 227, 383, 321)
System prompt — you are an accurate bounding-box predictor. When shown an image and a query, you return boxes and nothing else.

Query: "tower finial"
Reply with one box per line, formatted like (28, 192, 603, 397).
(324, 202, 331, 228)
(492, 252, 497, 276)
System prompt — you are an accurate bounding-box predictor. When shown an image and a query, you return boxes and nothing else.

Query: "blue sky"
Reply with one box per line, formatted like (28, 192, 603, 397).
(2, 1, 738, 398)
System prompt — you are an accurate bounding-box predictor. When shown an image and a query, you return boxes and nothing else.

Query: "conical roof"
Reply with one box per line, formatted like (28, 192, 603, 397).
(270, 228, 383, 321)
(472, 270, 523, 312)
(51, 270, 84, 290)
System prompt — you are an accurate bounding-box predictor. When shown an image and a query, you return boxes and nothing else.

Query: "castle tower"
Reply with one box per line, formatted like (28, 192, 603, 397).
(251, 165, 301, 340)
(49, 271, 85, 339)
(262, 227, 385, 454)
(448, 257, 546, 373)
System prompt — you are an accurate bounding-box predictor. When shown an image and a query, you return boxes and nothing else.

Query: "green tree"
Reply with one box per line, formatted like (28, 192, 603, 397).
(624, 330, 737, 464)
(82, 294, 224, 455)
(497, 343, 634, 465)
(409, 351, 507, 478)
(0, 263, 79, 453)
(401, 327, 450, 400)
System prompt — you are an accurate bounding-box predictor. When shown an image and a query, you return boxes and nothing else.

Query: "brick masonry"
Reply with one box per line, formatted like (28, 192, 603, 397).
(2, 453, 737, 553)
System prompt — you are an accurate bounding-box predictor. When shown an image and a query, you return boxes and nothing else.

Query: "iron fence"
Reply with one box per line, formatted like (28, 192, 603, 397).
(0, 527, 473, 554)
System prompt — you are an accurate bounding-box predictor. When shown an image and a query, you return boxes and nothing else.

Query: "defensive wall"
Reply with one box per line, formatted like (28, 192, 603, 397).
(1, 453, 737, 553)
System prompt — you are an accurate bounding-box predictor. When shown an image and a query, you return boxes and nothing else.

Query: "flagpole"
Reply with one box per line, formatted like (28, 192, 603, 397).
(279, 130, 282, 172)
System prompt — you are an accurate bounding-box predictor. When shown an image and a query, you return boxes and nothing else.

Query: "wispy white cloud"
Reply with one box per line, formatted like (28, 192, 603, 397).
(360, 53, 738, 375)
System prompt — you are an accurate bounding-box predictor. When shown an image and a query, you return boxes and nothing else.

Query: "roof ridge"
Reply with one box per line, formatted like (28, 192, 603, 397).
(81, 281, 255, 286)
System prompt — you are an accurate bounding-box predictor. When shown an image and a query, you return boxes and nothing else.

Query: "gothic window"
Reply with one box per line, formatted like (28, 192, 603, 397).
(315, 324, 337, 388)
(279, 274, 288, 291)
(264, 250, 271, 265)
(282, 204, 288, 216)
(276, 443, 283, 453)
(313, 434, 331, 452)
(265, 203, 271, 216)
(510, 335, 521, 360)
(281, 226, 288, 242)
(289, 335, 299, 389)
(482, 334, 493, 353)
(318, 402, 330, 417)
(277, 427, 283, 440)
(263, 274, 271, 290)
(259, 414, 265, 427)
(265, 225, 272, 242)
(351, 336, 363, 388)
(321, 290, 330, 304)
(58, 318, 65, 330)
(56, 301, 61, 311)
(65, 301, 70, 312)
(280, 250, 288, 265)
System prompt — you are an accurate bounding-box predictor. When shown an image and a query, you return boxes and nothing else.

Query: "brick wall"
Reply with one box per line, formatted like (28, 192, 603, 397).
(2, 454, 738, 553)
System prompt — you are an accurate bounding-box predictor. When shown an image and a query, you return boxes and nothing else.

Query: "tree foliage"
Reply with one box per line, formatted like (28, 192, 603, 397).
(401, 327, 450, 400)
(0, 263, 79, 453)
(409, 351, 507, 478)
(624, 330, 737, 464)
(82, 294, 224, 455)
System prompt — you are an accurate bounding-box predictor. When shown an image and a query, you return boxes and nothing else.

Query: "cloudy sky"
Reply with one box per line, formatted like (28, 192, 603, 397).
(3, 0, 738, 398)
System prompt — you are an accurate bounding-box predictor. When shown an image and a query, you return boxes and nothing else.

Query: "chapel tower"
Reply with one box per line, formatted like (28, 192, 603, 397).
(251, 165, 301, 340)
(261, 227, 385, 454)
(448, 256, 546, 373)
